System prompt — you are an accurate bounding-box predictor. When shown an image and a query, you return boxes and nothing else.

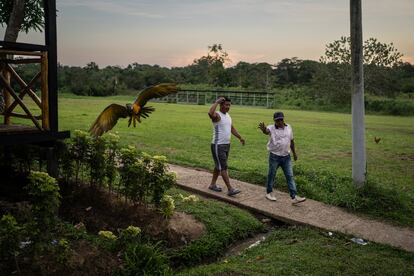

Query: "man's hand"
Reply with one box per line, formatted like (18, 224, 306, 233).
(293, 152, 298, 161)
(258, 122, 268, 134)
(215, 97, 225, 104)
(239, 137, 245, 146)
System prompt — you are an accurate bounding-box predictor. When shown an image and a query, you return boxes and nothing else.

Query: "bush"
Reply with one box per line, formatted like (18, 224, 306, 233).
(365, 96, 414, 115)
(26, 171, 61, 237)
(0, 214, 22, 262)
(88, 136, 107, 187)
(118, 149, 175, 206)
(159, 195, 175, 219)
(121, 242, 171, 276)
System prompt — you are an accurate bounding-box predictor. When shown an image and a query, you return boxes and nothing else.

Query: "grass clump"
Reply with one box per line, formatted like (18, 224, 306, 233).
(294, 165, 414, 226)
(167, 189, 264, 268)
(178, 226, 414, 275)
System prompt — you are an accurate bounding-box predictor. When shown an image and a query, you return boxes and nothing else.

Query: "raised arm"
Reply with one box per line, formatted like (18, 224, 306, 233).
(208, 97, 224, 122)
(258, 122, 270, 135)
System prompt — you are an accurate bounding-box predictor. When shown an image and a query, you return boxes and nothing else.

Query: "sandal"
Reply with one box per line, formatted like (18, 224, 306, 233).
(227, 188, 241, 196)
(208, 185, 222, 192)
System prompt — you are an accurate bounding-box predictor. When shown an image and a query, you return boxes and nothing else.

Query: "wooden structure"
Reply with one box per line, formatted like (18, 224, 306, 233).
(0, 0, 69, 174)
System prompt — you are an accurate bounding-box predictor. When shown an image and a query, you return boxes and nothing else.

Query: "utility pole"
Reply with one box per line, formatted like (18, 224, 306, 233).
(350, 0, 366, 187)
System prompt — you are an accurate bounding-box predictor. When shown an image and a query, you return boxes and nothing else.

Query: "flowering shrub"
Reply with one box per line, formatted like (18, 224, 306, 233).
(98, 230, 117, 240)
(57, 132, 176, 212)
(183, 194, 200, 203)
(124, 226, 141, 237)
(159, 195, 175, 219)
(119, 226, 142, 245)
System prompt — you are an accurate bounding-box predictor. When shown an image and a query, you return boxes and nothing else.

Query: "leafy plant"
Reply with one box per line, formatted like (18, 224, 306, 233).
(104, 132, 121, 191)
(0, 214, 22, 265)
(26, 171, 61, 238)
(88, 136, 107, 187)
(159, 195, 175, 219)
(149, 155, 176, 206)
(98, 230, 117, 241)
(118, 226, 142, 246)
(121, 242, 171, 276)
(55, 238, 71, 265)
(71, 130, 92, 183)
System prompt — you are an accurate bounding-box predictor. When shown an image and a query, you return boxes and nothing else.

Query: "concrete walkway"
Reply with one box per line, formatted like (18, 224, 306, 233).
(169, 164, 414, 253)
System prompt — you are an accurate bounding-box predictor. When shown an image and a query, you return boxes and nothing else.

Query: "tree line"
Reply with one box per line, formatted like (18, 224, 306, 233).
(11, 41, 414, 113)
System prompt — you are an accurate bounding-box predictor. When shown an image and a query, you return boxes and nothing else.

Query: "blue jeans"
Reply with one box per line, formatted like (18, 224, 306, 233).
(266, 153, 297, 199)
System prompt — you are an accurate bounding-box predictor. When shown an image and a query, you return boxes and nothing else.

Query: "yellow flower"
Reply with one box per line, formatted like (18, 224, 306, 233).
(98, 230, 117, 240)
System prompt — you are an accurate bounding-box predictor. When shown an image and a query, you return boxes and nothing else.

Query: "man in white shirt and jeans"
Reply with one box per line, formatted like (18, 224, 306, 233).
(208, 96, 245, 196)
(259, 111, 306, 204)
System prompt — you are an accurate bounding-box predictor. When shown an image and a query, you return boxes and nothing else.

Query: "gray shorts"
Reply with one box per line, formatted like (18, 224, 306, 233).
(211, 144, 230, 171)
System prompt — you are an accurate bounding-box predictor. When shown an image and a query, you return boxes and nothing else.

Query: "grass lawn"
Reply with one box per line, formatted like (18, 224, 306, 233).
(15, 94, 414, 225)
(6, 94, 414, 275)
(177, 225, 414, 275)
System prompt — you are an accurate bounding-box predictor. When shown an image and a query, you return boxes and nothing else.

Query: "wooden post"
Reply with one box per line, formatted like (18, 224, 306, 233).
(44, 0, 58, 132)
(41, 52, 50, 130)
(2, 69, 11, 124)
(47, 146, 58, 177)
(350, 0, 366, 187)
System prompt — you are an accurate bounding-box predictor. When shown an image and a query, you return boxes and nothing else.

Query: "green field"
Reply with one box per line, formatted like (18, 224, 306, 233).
(10, 94, 414, 273)
(18, 94, 414, 225)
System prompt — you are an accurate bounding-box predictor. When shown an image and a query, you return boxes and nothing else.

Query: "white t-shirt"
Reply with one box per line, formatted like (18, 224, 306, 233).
(266, 124, 293, 156)
(212, 111, 232, 144)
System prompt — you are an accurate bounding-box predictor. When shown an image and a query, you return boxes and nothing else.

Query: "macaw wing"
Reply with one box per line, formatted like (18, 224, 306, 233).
(89, 103, 129, 137)
(133, 83, 178, 109)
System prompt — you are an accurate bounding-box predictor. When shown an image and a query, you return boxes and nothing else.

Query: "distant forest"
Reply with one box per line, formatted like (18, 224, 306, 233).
(13, 42, 414, 115)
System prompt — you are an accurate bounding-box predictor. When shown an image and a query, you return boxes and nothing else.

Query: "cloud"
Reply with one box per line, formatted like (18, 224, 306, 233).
(59, 0, 163, 19)
(402, 56, 414, 64)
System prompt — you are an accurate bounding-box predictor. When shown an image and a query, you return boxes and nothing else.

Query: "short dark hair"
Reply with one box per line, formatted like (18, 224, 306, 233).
(219, 96, 231, 103)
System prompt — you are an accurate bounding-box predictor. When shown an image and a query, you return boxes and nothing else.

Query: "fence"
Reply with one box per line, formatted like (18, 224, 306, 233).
(154, 89, 275, 108)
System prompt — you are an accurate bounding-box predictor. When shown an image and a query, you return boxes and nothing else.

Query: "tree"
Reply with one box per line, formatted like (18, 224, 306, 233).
(192, 44, 231, 86)
(0, 0, 44, 42)
(0, 0, 44, 110)
(316, 36, 404, 101)
(320, 36, 403, 67)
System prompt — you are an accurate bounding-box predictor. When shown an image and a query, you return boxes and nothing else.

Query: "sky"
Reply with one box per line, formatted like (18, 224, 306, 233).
(2, 0, 414, 68)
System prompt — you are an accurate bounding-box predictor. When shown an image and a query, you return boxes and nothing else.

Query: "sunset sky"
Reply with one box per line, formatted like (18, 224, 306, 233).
(2, 0, 413, 67)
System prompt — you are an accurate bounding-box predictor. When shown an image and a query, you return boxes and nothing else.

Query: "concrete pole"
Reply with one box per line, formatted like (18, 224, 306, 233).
(350, 0, 366, 187)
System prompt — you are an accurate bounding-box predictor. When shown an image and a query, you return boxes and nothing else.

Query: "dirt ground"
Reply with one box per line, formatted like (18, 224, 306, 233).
(0, 174, 206, 275)
(59, 183, 206, 247)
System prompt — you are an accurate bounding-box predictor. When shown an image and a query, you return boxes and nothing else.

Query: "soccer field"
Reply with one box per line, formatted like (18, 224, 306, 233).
(58, 94, 414, 194)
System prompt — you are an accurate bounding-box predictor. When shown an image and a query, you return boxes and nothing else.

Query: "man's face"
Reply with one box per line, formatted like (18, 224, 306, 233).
(220, 101, 231, 113)
(274, 118, 284, 127)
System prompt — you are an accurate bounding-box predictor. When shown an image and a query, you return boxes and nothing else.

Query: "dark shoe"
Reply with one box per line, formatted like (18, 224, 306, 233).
(227, 188, 241, 196)
(208, 185, 222, 192)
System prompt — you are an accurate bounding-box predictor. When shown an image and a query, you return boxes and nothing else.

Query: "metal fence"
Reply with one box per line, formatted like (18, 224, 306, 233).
(154, 89, 275, 108)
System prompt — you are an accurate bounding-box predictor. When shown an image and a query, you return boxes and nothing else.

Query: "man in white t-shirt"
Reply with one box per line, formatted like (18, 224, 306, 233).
(208, 96, 245, 196)
(258, 111, 306, 204)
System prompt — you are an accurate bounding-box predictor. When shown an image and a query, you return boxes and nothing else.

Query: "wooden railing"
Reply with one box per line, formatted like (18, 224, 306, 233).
(0, 49, 49, 131)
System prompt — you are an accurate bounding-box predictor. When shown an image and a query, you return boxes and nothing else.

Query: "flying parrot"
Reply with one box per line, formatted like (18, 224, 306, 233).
(89, 83, 179, 137)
